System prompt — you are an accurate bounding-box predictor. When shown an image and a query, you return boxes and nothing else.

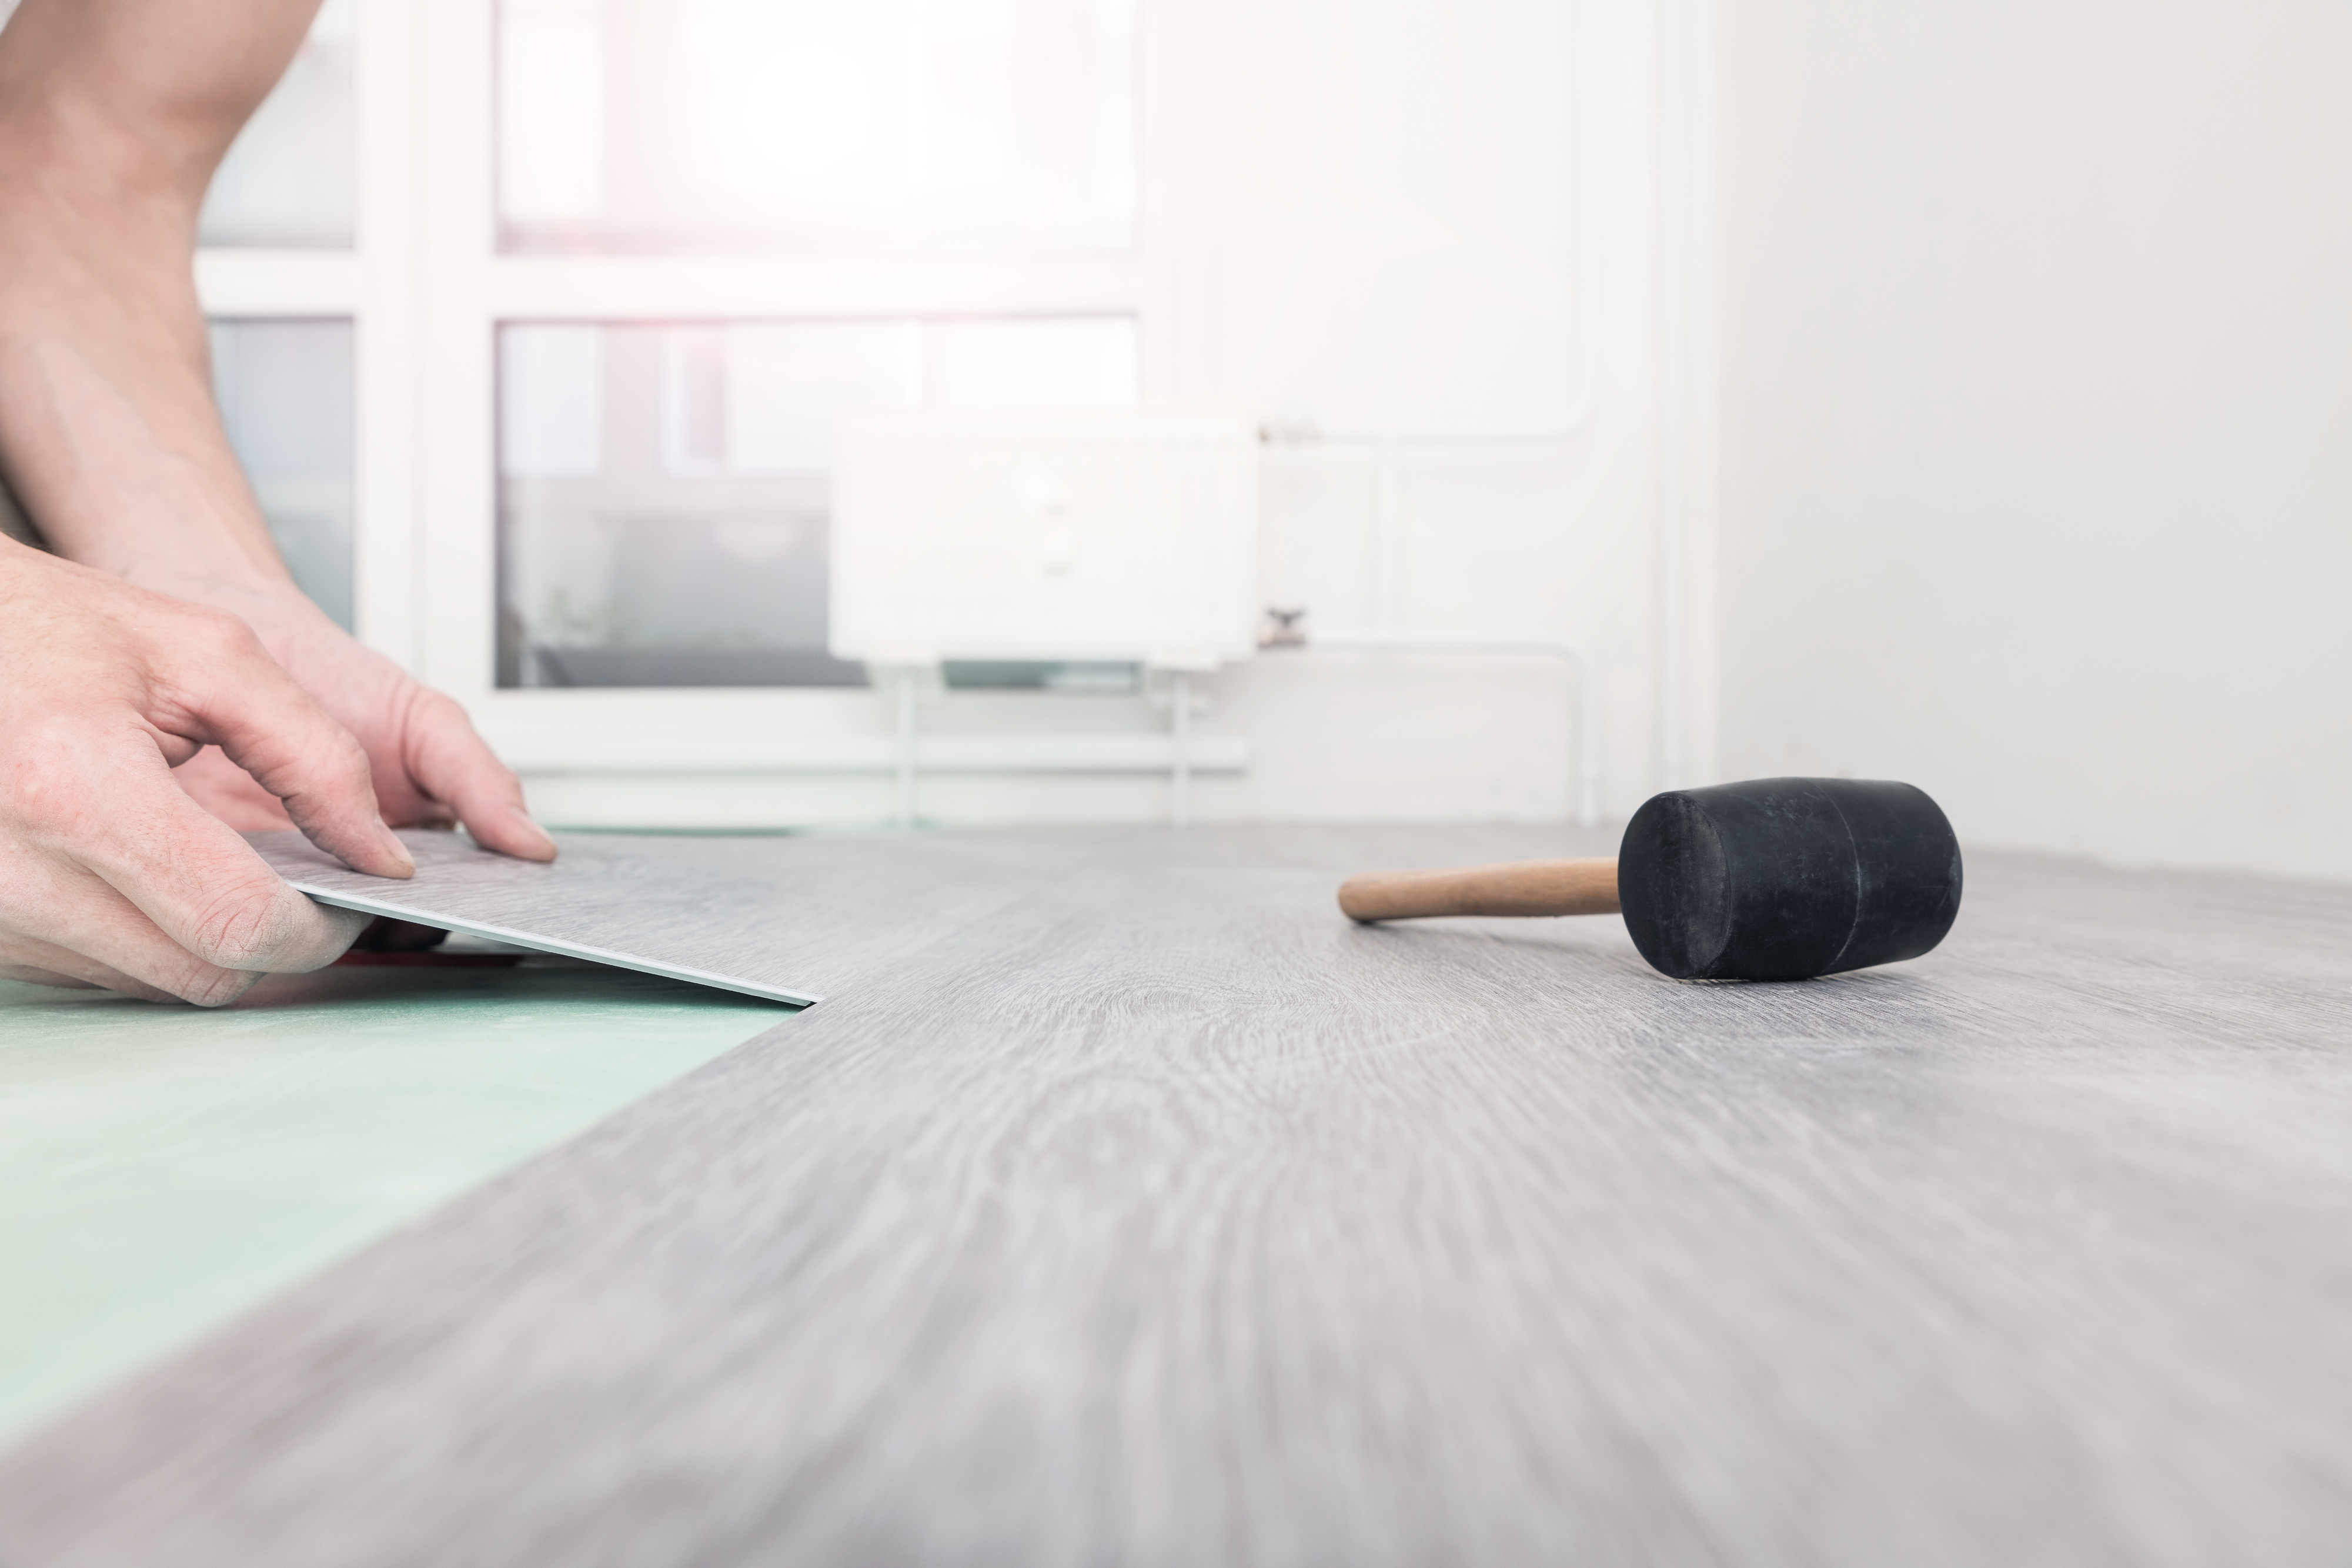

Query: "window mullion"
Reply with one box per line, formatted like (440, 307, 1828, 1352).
(349, 0, 426, 668)
(409, 0, 503, 706)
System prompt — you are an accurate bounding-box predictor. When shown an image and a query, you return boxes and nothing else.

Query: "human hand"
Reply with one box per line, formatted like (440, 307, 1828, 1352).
(162, 580, 560, 862)
(0, 0, 552, 1006)
(0, 540, 406, 1004)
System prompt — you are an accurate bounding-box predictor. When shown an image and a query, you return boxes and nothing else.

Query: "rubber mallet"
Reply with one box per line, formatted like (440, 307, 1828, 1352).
(1338, 777, 1962, 981)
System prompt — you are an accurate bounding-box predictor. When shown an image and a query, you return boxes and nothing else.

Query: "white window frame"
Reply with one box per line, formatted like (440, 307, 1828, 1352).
(195, 0, 1216, 773)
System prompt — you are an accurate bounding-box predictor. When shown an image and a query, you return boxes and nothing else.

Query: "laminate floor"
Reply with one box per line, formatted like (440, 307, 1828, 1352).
(250, 828, 1098, 1007)
(4, 825, 2350, 1567)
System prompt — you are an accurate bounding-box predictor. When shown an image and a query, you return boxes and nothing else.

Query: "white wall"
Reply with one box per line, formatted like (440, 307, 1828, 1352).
(1718, 0, 2352, 880)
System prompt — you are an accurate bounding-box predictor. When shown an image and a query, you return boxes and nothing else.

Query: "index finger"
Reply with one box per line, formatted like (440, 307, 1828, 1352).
(145, 607, 416, 880)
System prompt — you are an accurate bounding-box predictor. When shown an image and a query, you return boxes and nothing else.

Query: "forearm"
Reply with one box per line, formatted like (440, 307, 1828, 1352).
(0, 0, 553, 902)
(0, 0, 323, 600)
(0, 228, 291, 596)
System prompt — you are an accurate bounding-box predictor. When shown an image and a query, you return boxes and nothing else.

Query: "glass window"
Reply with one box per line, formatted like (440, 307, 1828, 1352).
(211, 319, 359, 630)
(198, 0, 358, 249)
(496, 0, 1138, 255)
(497, 315, 1136, 688)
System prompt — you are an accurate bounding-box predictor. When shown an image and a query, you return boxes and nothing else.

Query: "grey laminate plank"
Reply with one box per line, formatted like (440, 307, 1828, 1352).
(249, 827, 1105, 1005)
(4, 827, 2351, 1567)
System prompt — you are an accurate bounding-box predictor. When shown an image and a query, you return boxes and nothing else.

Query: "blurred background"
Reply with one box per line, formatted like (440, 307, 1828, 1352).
(159, 0, 2352, 877)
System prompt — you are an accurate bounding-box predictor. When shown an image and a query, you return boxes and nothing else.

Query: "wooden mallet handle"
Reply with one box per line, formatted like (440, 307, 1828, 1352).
(1337, 858, 1621, 922)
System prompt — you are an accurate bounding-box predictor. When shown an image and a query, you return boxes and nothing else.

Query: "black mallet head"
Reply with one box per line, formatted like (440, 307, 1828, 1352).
(1618, 777, 1963, 981)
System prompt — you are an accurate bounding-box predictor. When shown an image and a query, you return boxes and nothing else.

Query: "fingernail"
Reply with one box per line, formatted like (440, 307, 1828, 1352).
(510, 806, 559, 857)
(377, 820, 417, 876)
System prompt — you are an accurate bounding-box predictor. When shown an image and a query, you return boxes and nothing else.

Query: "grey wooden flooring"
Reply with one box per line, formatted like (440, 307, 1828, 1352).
(4, 825, 2351, 1567)
(249, 827, 1110, 1005)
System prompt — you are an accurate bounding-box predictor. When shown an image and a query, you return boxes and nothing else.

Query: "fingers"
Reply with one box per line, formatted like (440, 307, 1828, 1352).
(150, 609, 414, 879)
(1, 968, 108, 992)
(0, 867, 259, 1007)
(0, 930, 183, 1004)
(169, 743, 296, 831)
(0, 559, 386, 1004)
(150, 593, 554, 865)
(11, 728, 375, 997)
(400, 687, 558, 862)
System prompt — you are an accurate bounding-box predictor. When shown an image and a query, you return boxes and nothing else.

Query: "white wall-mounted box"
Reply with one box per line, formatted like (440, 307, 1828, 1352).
(830, 412, 1261, 671)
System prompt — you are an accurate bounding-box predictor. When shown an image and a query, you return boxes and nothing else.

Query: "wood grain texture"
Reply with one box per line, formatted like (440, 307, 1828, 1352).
(248, 827, 1104, 1004)
(1337, 854, 1621, 921)
(5, 825, 2352, 1567)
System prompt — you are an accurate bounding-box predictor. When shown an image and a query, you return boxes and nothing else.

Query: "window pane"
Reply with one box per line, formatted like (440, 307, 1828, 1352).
(497, 316, 1137, 688)
(496, 0, 1137, 255)
(199, 0, 357, 249)
(211, 319, 358, 631)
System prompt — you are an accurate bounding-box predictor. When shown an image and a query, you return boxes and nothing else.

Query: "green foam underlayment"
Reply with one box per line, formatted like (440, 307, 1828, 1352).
(0, 964, 789, 1446)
